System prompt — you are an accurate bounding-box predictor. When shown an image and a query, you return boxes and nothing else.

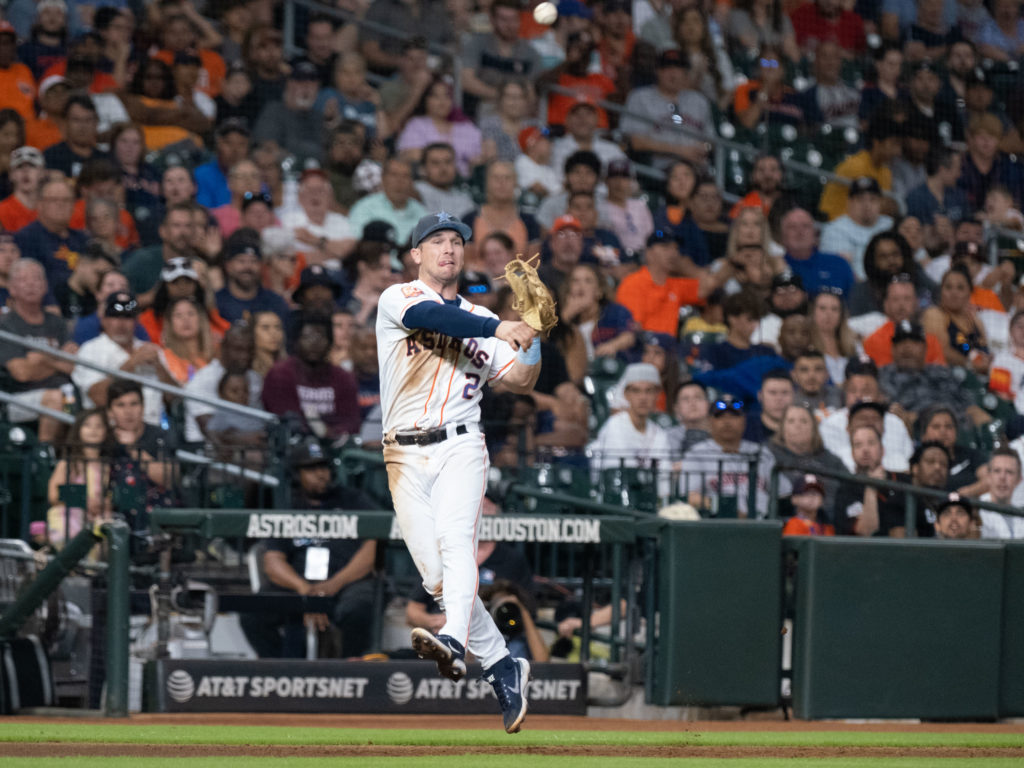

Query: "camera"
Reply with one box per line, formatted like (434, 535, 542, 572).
(490, 597, 524, 638)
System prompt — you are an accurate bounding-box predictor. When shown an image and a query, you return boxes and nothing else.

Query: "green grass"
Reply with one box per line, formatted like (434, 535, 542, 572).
(1, 723, 1023, 748)
(1, 760, 1024, 768)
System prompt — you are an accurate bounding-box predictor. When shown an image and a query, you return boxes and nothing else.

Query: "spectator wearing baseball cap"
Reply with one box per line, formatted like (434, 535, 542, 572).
(252, 59, 326, 166)
(514, 126, 561, 202)
(53, 239, 119, 322)
(615, 229, 703, 335)
(137, 256, 231, 345)
(619, 48, 712, 172)
(819, 115, 902, 221)
(0, 21, 36, 122)
(0, 147, 44, 233)
(820, 177, 894, 282)
(782, 475, 835, 537)
(538, 214, 584, 296)
(215, 228, 291, 327)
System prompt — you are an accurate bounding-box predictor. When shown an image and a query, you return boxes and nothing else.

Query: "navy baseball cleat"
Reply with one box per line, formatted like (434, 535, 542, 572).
(411, 628, 467, 682)
(483, 655, 531, 734)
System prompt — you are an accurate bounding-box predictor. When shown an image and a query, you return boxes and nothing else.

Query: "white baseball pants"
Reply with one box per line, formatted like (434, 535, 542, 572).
(384, 430, 508, 669)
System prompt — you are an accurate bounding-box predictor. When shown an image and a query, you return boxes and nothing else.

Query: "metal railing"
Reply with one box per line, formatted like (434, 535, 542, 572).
(768, 462, 1024, 537)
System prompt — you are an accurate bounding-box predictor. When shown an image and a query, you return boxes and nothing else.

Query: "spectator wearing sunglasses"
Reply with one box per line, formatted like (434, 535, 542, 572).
(733, 47, 810, 132)
(679, 393, 776, 519)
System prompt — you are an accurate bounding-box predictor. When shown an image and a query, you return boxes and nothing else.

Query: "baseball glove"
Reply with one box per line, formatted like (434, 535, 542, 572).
(503, 254, 558, 334)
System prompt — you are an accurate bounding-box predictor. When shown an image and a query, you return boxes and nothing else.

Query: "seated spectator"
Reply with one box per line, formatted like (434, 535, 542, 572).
(347, 158, 427, 244)
(194, 118, 251, 209)
(863, 275, 947, 367)
(184, 322, 262, 444)
(317, 52, 390, 142)
(920, 266, 991, 371)
(204, 371, 268, 464)
(781, 475, 835, 536)
(601, 159, 653, 259)
(989, 310, 1024, 413)
(0, 146, 43, 233)
(465, 161, 540, 260)
(820, 177, 895, 281)
(215, 230, 291, 327)
(858, 45, 906, 127)
(479, 231, 517, 281)
(819, 356, 914, 472)
(324, 122, 374, 215)
(157, 296, 212, 386)
(0, 258, 77, 442)
(478, 80, 533, 163)
(733, 46, 810, 132)
(905, 148, 967, 248)
(665, 380, 712, 459)
(849, 231, 935, 319)
(340, 240, 395, 328)
(122, 58, 208, 152)
(639, 332, 681, 413)
(161, 165, 197, 207)
(397, 76, 482, 179)
(54, 240, 117, 324)
(1, 20, 36, 121)
(713, 207, 787, 296)
(415, 143, 477, 220)
(44, 94, 108, 179)
(72, 268, 146, 345)
(170, 49, 217, 123)
(981, 184, 1024, 232)
(819, 115, 902, 222)
(898, 444, 959, 535)
(263, 314, 361, 439)
(46, 408, 111, 550)
(809, 292, 857, 384)
(791, 349, 843, 417)
(833, 421, 901, 536)
(745, 368, 794, 443)
(210, 159, 263, 238)
(958, 113, 1024, 215)
(215, 61, 257, 127)
(74, 291, 172, 426)
(566, 190, 623, 267)
(257, 440, 377, 658)
(932, 492, 978, 540)
(537, 27, 617, 129)
(588, 363, 672, 482)
(694, 289, 775, 373)
(515, 126, 561, 204)
(549, 100, 626, 178)
(729, 153, 785, 220)
(891, 119, 934, 202)
(536, 150, 608, 234)
(689, 178, 729, 263)
(903, 0, 957, 62)
(243, 25, 287, 117)
(252, 60, 325, 166)
(878, 319, 989, 429)
(25, 75, 67, 152)
(978, 448, 1024, 538)
(790, 0, 866, 54)
(558, 263, 636, 362)
(616, 230, 702, 336)
(673, 6, 738, 110)
(799, 40, 860, 129)
(282, 169, 356, 268)
(977, 0, 1024, 62)
(620, 48, 711, 172)
(651, 160, 710, 267)
(754, 271, 807, 349)
(151, 10, 226, 98)
(14, 177, 87, 289)
(679, 393, 776, 518)
(138, 257, 229, 344)
(917, 404, 988, 497)
(251, 310, 286, 378)
(770, 402, 848, 511)
(69, 158, 139, 251)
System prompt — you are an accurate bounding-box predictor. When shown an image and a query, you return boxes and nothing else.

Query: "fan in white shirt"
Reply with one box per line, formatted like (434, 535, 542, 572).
(980, 447, 1024, 539)
(280, 169, 357, 269)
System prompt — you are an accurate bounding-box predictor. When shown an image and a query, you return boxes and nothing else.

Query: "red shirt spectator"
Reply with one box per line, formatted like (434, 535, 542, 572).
(789, 0, 866, 53)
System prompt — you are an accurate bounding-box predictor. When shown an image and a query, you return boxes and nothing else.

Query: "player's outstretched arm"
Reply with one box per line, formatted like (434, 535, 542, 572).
(497, 321, 541, 393)
(403, 301, 500, 339)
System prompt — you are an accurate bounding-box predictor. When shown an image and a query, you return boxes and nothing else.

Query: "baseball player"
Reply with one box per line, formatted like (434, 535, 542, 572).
(376, 211, 541, 734)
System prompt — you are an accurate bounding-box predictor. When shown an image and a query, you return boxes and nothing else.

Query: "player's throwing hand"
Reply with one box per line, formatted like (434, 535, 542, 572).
(495, 320, 537, 352)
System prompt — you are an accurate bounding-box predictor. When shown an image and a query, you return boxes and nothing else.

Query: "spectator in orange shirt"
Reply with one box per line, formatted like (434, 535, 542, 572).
(0, 146, 44, 233)
(863, 275, 947, 368)
(0, 21, 36, 122)
(615, 230, 703, 335)
(25, 76, 69, 151)
(69, 158, 139, 252)
(153, 11, 226, 98)
(729, 154, 785, 219)
(781, 474, 835, 536)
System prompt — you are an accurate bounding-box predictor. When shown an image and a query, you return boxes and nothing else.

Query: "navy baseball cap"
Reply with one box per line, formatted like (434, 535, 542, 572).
(295, 264, 341, 299)
(410, 211, 472, 248)
(290, 439, 331, 468)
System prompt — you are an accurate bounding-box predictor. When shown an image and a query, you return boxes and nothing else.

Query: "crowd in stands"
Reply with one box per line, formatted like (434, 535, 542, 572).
(4, 0, 1024, 583)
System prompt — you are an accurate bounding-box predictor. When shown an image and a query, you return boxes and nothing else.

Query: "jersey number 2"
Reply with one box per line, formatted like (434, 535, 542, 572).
(462, 373, 481, 400)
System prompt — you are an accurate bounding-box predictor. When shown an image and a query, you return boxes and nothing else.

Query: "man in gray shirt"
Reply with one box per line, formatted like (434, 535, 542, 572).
(461, 0, 542, 117)
(253, 61, 326, 167)
(620, 49, 712, 172)
(414, 143, 477, 219)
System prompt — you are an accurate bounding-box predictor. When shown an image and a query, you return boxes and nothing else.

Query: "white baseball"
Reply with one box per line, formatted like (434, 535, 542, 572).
(533, 1, 558, 25)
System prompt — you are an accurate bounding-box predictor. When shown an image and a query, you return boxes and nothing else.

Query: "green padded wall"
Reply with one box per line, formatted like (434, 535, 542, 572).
(792, 538, 1004, 720)
(651, 519, 784, 706)
(1000, 542, 1024, 716)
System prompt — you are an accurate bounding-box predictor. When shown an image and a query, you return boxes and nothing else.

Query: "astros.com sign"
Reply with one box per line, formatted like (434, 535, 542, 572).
(244, 513, 602, 544)
(149, 659, 586, 714)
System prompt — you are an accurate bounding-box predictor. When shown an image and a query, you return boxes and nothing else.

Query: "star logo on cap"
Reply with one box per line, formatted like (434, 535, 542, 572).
(436, 211, 453, 223)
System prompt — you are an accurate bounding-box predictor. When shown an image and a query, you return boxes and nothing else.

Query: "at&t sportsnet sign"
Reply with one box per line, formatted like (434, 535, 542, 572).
(147, 660, 586, 714)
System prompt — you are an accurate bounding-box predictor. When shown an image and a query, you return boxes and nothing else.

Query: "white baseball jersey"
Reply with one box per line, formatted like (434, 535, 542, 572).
(376, 280, 517, 433)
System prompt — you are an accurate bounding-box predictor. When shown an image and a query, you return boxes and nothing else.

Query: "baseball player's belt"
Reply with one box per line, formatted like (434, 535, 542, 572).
(392, 423, 475, 446)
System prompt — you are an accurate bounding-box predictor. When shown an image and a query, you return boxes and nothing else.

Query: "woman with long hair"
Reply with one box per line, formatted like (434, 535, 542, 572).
(641, 332, 682, 414)
(109, 122, 161, 199)
(84, 200, 127, 262)
(725, 0, 799, 62)
(479, 79, 534, 162)
(397, 76, 482, 177)
(674, 5, 737, 109)
(850, 231, 936, 316)
(916, 405, 989, 497)
(921, 265, 992, 372)
(808, 289, 858, 384)
(652, 160, 711, 268)
(769, 403, 847, 517)
(558, 263, 637, 362)
(139, 257, 231, 343)
(47, 409, 112, 550)
(252, 310, 285, 377)
(712, 206, 785, 294)
(159, 296, 214, 385)
(342, 240, 396, 327)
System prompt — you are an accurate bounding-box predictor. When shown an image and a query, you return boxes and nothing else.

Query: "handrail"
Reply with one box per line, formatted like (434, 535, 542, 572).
(175, 449, 280, 487)
(0, 391, 75, 425)
(0, 330, 277, 424)
(769, 462, 1024, 538)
